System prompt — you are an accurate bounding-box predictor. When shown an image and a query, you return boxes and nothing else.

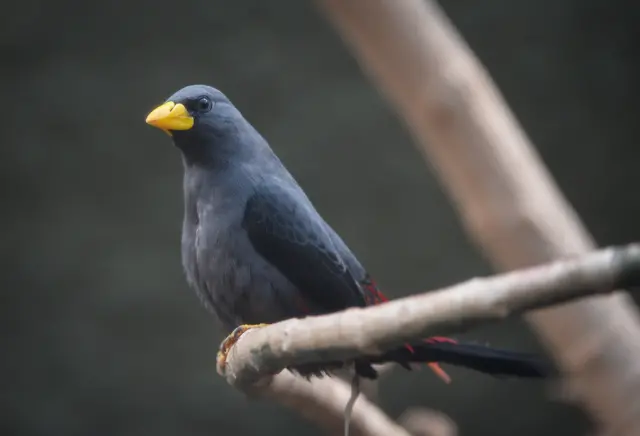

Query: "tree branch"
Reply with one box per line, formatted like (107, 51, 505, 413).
(315, 0, 640, 431)
(399, 408, 457, 436)
(219, 243, 640, 388)
(251, 371, 411, 436)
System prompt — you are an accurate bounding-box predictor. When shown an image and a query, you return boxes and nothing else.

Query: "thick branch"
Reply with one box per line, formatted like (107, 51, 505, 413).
(399, 408, 457, 436)
(219, 243, 640, 388)
(253, 372, 411, 436)
(315, 0, 640, 431)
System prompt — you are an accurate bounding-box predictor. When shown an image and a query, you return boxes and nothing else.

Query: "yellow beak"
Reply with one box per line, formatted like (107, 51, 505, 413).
(145, 101, 194, 135)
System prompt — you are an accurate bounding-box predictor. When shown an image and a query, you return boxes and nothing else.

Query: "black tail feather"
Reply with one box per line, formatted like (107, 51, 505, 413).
(373, 340, 550, 378)
(288, 341, 550, 380)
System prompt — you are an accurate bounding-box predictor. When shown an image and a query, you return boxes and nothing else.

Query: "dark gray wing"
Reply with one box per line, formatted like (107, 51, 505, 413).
(242, 184, 366, 314)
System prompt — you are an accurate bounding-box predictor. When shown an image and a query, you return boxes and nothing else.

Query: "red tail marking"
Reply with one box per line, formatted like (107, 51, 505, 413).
(423, 337, 455, 382)
(362, 277, 453, 383)
(428, 363, 452, 383)
(362, 279, 389, 305)
(403, 341, 452, 384)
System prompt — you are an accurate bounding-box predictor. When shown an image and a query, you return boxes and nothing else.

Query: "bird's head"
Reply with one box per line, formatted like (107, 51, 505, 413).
(145, 84, 248, 165)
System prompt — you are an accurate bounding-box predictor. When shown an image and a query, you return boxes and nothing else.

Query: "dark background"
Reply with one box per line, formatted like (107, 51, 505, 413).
(2, 0, 639, 435)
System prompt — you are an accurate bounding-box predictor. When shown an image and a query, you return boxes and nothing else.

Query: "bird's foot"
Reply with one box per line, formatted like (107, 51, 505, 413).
(216, 323, 269, 373)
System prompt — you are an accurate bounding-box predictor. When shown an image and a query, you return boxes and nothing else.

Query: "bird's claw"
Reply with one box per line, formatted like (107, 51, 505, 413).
(216, 323, 269, 374)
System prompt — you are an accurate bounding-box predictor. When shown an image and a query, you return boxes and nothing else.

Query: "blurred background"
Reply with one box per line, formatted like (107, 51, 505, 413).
(2, 0, 639, 435)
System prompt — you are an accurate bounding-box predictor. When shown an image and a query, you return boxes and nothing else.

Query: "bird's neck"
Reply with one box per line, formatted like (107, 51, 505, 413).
(178, 121, 272, 171)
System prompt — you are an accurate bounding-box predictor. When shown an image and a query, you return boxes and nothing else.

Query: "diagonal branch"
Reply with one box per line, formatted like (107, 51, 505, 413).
(219, 243, 640, 388)
(253, 371, 412, 436)
(315, 0, 640, 431)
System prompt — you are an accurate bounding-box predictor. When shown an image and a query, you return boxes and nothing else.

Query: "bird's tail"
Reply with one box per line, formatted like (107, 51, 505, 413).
(372, 337, 550, 380)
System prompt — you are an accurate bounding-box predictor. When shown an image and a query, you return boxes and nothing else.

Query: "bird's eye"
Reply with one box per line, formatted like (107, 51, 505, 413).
(196, 96, 212, 113)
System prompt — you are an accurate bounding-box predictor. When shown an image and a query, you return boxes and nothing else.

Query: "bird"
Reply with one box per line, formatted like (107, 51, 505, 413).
(144, 84, 549, 382)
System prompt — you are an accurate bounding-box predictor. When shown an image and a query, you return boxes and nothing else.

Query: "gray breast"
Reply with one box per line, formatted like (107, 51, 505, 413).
(183, 196, 298, 332)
